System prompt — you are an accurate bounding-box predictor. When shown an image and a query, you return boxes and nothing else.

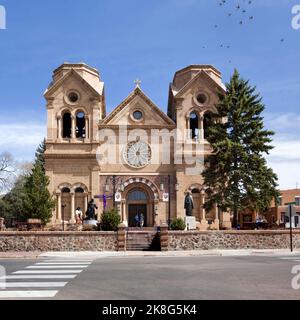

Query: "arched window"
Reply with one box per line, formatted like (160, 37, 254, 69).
(203, 112, 213, 140)
(76, 111, 86, 138)
(189, 112, 199, 140)
(75, 187, 84, 193)
(192, 188, 200, 194)
(61, 187, 71, 193)
(127, 190, 148, 201)
(62, 112, 72, 138)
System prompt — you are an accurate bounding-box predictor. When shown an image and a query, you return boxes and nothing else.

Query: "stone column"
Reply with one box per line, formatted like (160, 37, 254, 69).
(84, 194, 88, 214)
(199, 115, 204, 141)
(214, 204, 220, 230)
(57, 116, 62, 139)
(160, 223, 169, 252)
(71, 115, 76, 139)
(57, 193, 62, 222)
(117, 224, 126, 252)
(85, 116, 89, 139)
(121, 202, 125, 223)
(70, 192, 75, 223)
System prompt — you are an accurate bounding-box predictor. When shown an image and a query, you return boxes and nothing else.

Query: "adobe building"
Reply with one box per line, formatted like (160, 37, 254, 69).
(44, 63, 232, 229)
(264, 189, 300, 229)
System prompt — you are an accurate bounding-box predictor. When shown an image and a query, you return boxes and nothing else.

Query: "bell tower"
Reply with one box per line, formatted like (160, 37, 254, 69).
(44, 63, 105, 224)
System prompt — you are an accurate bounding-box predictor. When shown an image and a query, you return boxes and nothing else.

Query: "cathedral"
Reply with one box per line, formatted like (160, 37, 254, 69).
(44, 63, 232, 230)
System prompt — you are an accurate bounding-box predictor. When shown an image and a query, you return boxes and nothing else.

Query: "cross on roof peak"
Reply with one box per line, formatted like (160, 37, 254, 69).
(134, 79, 142, 88)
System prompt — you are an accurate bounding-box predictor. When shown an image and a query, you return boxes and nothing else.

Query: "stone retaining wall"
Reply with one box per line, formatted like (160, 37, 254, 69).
(168, 230, 300, 250)
(0, 231, 118, 252)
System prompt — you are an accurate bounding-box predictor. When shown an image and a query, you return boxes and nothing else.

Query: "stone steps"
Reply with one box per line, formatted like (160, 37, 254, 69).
(126, 231, 160, 251)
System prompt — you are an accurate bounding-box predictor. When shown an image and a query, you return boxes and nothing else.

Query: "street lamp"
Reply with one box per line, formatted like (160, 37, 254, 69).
(285, 201, 296, 252)
(105, 176, 125, 209)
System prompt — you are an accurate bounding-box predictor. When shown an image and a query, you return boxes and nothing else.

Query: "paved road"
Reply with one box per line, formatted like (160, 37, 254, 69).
(0, 254, 300, 300)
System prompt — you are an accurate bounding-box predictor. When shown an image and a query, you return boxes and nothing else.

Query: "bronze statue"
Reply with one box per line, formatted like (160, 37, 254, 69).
(184, 192, 194, 216)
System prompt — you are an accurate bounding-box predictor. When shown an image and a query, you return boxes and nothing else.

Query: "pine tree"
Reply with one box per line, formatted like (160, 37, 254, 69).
(35, 139, 46, 172)
(22, 140, 55, 225)
(202, 70, 279, 227)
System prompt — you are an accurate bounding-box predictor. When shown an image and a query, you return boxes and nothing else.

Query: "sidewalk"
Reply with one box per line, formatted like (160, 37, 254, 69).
(0, 249, 299, 259)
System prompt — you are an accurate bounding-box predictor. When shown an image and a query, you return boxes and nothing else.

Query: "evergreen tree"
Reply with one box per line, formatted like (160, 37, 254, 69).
(203, 70, 279, 227)
(35, 139, 46, 171)
(22, 140, 55, 225)
(0, 175, 27, 221)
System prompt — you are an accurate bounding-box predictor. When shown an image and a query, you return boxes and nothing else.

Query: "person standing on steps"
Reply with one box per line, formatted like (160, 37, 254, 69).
(135, 213, 140, 227)
(139, 213, 145, 229)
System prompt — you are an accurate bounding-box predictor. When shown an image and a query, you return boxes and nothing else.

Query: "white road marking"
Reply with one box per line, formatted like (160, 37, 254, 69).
(0, 258, 94, 299)
(14, 270, 82, 274)
(4, 282, 67, 288)
(1, 275, 77, 279)
(0, 291, 58, 298)
(42, 260, 93, 263)
(27, 265, 88, 269)
(36, 262, 91, 265)
(280, 256, 300, 260)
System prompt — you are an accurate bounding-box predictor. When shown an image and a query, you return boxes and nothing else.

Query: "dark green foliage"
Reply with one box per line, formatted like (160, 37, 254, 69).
(22, 163, 55, 225)
(0, 175, 27, 221)
(0, 139, 55, 225)
(101, 209, 121, 231)
(202, 70, 279, 227)
(170, 218, 186, 230)
(35, 139, 46, 172)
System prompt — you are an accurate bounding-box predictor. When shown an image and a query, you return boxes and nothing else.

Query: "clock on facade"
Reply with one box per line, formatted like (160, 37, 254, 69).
(123, 141, 152, 168)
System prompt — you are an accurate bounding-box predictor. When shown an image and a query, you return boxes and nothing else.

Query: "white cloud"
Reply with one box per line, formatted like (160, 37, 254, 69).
(264, 112, 300, 189)
(0, 122, 45, 161)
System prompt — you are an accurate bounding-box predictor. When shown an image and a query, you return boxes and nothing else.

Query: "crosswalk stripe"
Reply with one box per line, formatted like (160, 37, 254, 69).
(42, 260, 93, 263)
(27, 265, 88, 269)
(280, 257, 300, 260)
(14, 270, 82, 274)
(4, 282, 67, 288)
(1, 275, 77, 279)
(36, 262, 91, 265)
(0, 291, 58, 298)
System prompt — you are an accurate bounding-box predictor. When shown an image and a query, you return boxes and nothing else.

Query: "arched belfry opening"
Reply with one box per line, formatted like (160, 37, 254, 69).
(76, 111, 86, 138)
(189, 112, 199, 139)
(62, 112, 72, 138)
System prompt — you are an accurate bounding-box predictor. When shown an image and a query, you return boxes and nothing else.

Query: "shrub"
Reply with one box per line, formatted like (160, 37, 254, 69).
(101, 209, 121, 231)
(170, 218, 186, 230)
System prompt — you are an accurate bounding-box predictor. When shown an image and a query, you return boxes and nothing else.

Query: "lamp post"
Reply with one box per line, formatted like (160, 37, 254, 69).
(159, 175, 179, 229)
(105, 176, 125, 209)
(62, 204, 66, 231)
(285, 202, 296, 252)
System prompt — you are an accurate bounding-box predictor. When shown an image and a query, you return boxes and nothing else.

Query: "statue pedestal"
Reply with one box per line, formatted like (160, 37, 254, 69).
(185, 216, 197, 230)
(83, 219, 98, 227)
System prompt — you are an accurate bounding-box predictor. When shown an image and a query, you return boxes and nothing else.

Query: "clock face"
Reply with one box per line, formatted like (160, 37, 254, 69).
(124, 141, 152, 168)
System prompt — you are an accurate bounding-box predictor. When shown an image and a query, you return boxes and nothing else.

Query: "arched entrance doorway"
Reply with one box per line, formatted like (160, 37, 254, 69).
(126, 187, 153, 227)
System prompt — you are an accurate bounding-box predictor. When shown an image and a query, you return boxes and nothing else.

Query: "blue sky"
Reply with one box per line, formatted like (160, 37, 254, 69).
(0, 0, 299, 189)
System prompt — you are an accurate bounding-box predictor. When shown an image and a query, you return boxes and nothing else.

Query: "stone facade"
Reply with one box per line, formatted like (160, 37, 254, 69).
(0, 232, 117, 252)
(168, 230, 300, 250)
(44, 63, 232, 230)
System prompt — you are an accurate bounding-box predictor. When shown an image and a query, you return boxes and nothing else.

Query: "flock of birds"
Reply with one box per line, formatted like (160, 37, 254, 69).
(201, 0, 285, 64)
